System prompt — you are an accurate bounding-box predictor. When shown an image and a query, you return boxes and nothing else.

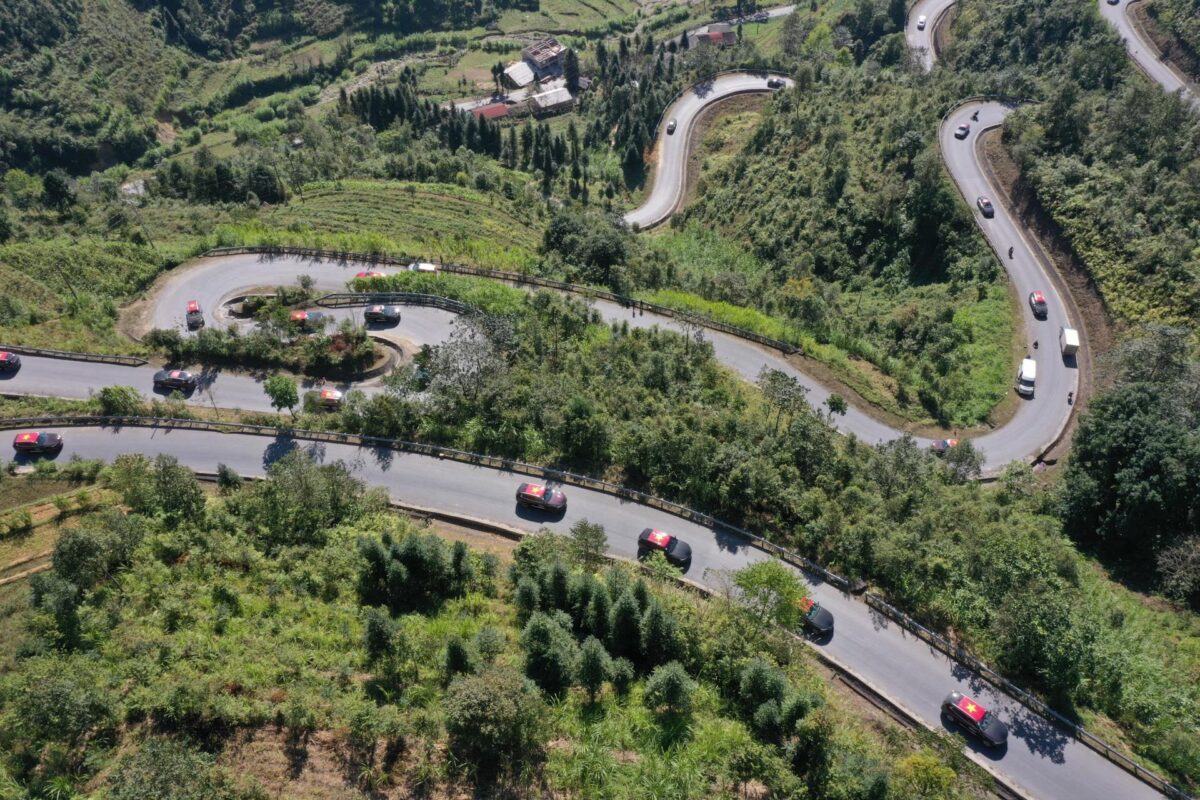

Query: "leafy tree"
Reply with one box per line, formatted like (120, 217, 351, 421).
(233, 451, 382, 548)
(41, 169, 74, 210)
(732, 560, 809, 633)
(643, 661, 696, 719)
(444, 669, 544, 778)
(576, 636, 612, 702)
(106, 454, 204, 526)
(445, 636, 475, 680)
(96, 385, 144, 416)
(568, 518, 608, 571)
(0, 204, 12, 243)
(6, 655, 114, 750)
(892, 752, 956, 800)
(263, 374, 299, 416)
(791, 709, 834, 794)
(52, 511, 145, 590)
(994, 582, 1098, 702)
(109, 737, 235, 800)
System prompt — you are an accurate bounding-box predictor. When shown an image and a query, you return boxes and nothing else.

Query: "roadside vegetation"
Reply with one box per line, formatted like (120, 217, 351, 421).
(948, 0, 1200, 326)
(0, 458, 984, 799)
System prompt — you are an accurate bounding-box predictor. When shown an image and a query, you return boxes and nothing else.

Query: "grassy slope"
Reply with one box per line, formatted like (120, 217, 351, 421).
(0, 495, 990, 798)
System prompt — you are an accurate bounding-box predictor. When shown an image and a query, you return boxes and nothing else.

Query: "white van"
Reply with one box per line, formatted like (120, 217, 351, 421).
(1059, 326, 1079, 356)
(1016, 358, 1037, 397)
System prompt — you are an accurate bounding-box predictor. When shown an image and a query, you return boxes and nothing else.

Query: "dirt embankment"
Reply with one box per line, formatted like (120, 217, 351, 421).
(1130, 1, 1200, 85)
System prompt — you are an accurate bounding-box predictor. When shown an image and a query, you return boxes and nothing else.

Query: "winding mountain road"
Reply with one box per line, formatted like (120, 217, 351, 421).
(1, 4, 1193, 798)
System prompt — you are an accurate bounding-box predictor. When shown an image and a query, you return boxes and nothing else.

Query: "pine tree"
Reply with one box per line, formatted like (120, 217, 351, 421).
(608, 589, 642, 663)
(576, 636, 612, 702)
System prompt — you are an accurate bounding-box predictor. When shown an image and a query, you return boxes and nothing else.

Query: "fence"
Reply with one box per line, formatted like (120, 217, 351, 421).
(0, 343, 147, 367)
(1, 412, 1192, 798)
(202, 246, 802, 356)
(316, 292, 476, 316)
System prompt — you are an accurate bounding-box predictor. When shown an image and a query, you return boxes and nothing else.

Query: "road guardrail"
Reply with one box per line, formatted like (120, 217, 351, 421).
(202, 246, 802, 356)
(0, 412, 1189, 799)
(315, 292, 475, 316)
(0, 344, 147, 367)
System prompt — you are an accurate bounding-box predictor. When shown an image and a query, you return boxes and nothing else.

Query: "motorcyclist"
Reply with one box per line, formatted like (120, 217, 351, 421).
(1008, 246, 1014, 259)
(971, 110, 979, 121)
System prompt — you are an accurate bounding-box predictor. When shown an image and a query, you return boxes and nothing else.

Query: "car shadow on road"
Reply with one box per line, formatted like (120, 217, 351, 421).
(514, 504, 567, 525)
(950, 663, 1068, 764)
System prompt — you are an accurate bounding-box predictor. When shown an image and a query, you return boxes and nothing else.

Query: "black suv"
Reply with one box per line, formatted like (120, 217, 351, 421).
(515, 482, 567, 513)
(942, 691, 1008, 748)
(364, 304, 403, 324)
(153, 369, 198, 392)
(638, 528, 692, 569)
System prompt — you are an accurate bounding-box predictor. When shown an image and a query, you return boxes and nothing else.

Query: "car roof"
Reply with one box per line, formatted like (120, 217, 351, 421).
(1031, 290, 1046, 302)
(954, 693, 988, 722)
(169, 369, 187, 378)
(320, 388, 342, 399)
(186, 300, 200, 311)
(290, 310, 308, 319)
(14, 431, 40, 441)
(519, 482, 547, 497)
(0, 351, 13, 360)
(644, 529, 672, 547)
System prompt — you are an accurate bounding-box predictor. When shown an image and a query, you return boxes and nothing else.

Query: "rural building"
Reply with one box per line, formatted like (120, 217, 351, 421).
(472, 102, 510, 121)
(503, 61, 536, 89)
(530, 86, 574, 116)
(689, 22, 738, 48)
(522, 37, 567, 76)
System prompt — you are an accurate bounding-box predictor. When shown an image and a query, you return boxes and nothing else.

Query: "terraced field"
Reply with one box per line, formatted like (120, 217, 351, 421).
(248, 181, 542, 269)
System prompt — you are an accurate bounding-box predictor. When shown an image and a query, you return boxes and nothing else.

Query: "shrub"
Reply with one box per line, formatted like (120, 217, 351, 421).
(444, 669, 544, 778)
(520, 613, 578, 696)
(576, 636, 612, 702)
(108, 737, 236, 800)
(643, 661, 696, 720)
(96, 385, 144, 416)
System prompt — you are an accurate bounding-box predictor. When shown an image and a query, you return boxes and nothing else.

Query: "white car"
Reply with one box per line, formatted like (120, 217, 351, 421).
(916, 14, 927, 30)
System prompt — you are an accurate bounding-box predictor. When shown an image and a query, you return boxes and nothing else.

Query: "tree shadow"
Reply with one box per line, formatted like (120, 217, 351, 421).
(284, 729, 310, 779)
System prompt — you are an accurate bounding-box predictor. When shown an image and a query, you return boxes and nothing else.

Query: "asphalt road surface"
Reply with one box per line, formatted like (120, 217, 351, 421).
(3, 424, 1163, 800)
(622, 71, 794, 229)
(1, 4, 1188, 796)
(1100, 0, 1198, 109)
